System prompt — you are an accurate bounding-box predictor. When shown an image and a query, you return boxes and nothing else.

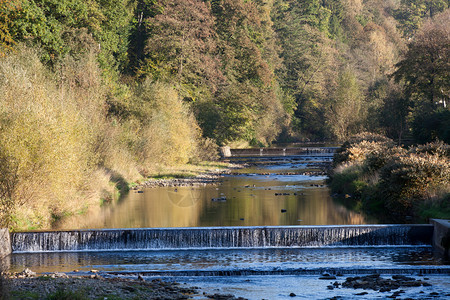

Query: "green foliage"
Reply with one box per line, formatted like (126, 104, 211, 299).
(0, 0, 19, 56)
(394, 0, 448, 37)
(326, 69, 364, 140)
(393, 11, 449, 106)
(411, 108, 450, 144)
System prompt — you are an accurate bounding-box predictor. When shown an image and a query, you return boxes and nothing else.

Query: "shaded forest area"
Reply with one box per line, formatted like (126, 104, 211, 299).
(0, 0, 448, 229)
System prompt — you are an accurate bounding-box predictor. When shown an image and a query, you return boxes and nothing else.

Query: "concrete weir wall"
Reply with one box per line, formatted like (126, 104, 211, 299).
(430, 219, 450, 257)
(0, 228, 11, 258)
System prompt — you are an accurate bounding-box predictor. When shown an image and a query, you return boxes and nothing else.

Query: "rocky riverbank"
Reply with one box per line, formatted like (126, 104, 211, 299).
(2, 269, 247, 300)
(134, 163, 244, 189)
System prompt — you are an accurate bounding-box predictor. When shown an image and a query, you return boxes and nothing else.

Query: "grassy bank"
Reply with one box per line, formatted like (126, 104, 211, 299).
(0, 46, 218, 231)
(328, 133, 450, 223)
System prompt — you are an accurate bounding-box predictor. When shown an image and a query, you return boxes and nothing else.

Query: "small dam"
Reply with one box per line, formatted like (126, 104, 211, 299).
(10, 225, 433, 253)
(5, 223, 450, 299)
(222, 147, 338, 157)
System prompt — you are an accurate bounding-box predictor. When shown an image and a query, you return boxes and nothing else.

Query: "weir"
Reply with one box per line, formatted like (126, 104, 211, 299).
(227, 147, 338, 157)
(11, 225, 433, 253)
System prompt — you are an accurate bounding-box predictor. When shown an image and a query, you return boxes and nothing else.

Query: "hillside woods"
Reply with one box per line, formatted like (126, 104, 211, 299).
(0, 0, 448, 229)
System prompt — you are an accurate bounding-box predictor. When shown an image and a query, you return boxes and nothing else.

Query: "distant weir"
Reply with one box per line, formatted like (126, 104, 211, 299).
(11, 225, 433, 253)
(228, 147, 338, 157)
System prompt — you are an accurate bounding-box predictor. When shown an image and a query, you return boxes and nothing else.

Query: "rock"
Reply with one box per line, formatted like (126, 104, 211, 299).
(289, 292, 296, 297)
(21, 268, 36, 277)
(52, 272, 68, 278)
(342, 274, 430, 292)
(354, 292, 368, 296)
(212, 196, 227, 202)
(319, 274, 336, 280)
(327, 285, 334, 290)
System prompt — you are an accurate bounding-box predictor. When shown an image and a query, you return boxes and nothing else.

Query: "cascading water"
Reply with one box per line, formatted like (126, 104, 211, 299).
(229, 147, 338, 157)
(11, 225, 433, 253)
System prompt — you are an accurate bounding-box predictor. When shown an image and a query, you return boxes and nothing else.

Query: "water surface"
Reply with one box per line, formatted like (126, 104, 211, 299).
(57, 153, 375, 229)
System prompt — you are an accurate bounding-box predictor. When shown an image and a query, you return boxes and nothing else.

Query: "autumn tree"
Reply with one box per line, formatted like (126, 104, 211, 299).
(141, 0, 223, 100)
(0, 0, 19, 56)
(273, 0, 339, 139)
(326, 69, 364, 141)
(395, 0, 448, 37)
(393, 11, 449, 107)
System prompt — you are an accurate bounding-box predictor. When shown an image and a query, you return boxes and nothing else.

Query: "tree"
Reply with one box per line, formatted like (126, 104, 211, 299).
(273, 0, 339, 139)
(326, 69, 363, 140)
(393, 11, 449, 107)
(141, 0, 223, 99)
(395, 0, 448, 37)
(0, 0, 19, 56)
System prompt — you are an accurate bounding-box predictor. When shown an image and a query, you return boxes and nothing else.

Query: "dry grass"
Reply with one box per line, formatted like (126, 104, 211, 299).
(0, 45, 216, 230)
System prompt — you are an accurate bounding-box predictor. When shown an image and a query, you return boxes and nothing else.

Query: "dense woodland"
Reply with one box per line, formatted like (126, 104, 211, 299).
(0, 0, 448, 229)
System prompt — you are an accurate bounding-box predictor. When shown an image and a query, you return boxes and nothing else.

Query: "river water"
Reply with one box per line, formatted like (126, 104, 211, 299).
(56, 152, 375, 229)
(8, 149, 450, 299)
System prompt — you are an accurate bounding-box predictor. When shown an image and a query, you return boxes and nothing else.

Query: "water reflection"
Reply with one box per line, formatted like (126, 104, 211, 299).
(57, 155, 375, 229)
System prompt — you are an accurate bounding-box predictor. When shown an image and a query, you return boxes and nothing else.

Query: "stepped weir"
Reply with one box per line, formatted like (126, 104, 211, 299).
(11, 225, 433, 253)
(223, 147, 338, 157)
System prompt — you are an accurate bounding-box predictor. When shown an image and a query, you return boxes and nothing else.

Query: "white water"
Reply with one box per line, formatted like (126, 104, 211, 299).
(11, 225, 433, 253)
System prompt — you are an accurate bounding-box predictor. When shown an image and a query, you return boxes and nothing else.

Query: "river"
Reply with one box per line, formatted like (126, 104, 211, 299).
(8, 148, 450, 299)
(56, 150, 375, 229)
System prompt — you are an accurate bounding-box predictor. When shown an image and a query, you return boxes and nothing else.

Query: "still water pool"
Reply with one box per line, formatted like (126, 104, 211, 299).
(56, 153, 375, 229)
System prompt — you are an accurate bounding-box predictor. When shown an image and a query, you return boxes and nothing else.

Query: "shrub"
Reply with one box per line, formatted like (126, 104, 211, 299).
(379, 153, 450, 217)
(330, 133, 450, 222)
(333, 134, 395, 167)
(411, 140, 450, 158)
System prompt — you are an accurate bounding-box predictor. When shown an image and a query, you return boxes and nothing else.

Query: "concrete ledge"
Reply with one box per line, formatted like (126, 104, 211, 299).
(430, 219, 450, 258)
(0, 228, 11, 259)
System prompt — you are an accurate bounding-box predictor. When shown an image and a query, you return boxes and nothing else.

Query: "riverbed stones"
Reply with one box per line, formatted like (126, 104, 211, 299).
(341, 274, 431, 291)
(5, 276, 198, 299)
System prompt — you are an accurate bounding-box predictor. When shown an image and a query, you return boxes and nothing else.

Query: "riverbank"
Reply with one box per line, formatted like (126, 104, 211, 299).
(135, 161, 243, 189)
(1, 269, 248, 300)
(328, 133, 450, 223)
(3, 270, 448, 300)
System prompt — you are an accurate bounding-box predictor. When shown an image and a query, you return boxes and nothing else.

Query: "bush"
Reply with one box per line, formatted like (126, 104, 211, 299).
(379, 152, 450, 217)
(330, 133, 450, 222)
(0, 47, 99, 229)
(333, 133, 395, 167)
(0, 44, 218, 230)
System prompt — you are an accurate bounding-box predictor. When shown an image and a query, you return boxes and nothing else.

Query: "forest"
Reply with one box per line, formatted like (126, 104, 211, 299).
(0, 0, 448, 229)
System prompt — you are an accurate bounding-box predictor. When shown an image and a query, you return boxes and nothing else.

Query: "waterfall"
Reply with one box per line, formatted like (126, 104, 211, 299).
(11, 225, 433, 253)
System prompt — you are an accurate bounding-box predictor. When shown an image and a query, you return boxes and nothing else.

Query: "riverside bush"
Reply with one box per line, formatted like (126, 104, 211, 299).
(379, 153, 450, 217)
(0, 47, 98, 229)
(0, 46, 213, 230)
(330, 133, 450, 222)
